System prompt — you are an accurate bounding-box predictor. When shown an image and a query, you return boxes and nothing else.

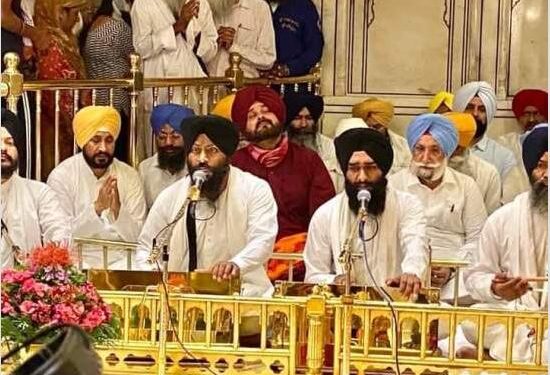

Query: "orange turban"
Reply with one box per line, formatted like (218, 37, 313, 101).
(73, 106, 121, 148)
(351, 98, 394, 128)
(444, 112, 476, 148)
(211, 94, 236, 120)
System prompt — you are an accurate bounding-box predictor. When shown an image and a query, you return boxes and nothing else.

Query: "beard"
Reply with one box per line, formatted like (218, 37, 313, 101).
(188, 161, 230, 201)
(448, 152, 472, 177)
(246, 118, 283, 143)
(83, 151, 114, 169)
(345, 177, 388, 216)
(1, 153, 18, 179)
(157, 146, 185, 173)
(207, 0, 235, 18)
(474, 117, 488, 140)
(410, 159, 447, 182)
(530, 178, 548, 214)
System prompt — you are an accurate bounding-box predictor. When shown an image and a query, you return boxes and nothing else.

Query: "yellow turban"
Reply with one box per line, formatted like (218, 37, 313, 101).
(428, 91, 454, 113)
(73, 106, 121, 148)
(444, 112, 476, 147)
(211, 94, 236, 120)
(351, 98, 394, 128)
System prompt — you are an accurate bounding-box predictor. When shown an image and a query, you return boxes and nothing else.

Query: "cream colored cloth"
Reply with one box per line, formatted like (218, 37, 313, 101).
(138, 153, 187, 209)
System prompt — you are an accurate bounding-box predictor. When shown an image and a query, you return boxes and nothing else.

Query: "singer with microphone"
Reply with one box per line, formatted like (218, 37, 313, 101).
(135, 115, 278, 297)
(304, 126, 429, 299)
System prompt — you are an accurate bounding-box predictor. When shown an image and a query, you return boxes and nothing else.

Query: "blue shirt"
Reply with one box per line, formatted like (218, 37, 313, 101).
(471, 136, 517, 179)
(271, 0, 324, 76)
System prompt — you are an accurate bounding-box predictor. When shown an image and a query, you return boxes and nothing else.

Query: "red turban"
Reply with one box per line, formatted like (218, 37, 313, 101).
(512, 89, 548, 120)
(231, 85, 286, 132)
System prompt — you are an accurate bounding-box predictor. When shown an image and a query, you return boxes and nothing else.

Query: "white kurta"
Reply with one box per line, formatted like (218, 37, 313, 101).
(47, 154, 147, 270)
(388, 130, 411, 175)
(1, 175, 71, 268)
(498, 132, 531, 203)
(207, 0, 275, 77)
(463, 192, 547, 363)
(389, 168, 487, 300)
(304, 187, 429, 286)
(138, 153, 187, 209)
(458, 153, 502, 214)
(135, 166, 278, 297)
(315, 132, 344, 193)
(471, 135, 517, 180)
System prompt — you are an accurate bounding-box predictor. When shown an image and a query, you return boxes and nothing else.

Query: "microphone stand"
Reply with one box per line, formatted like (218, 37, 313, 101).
(1, 221, 23, 266)
(157, 245, 169, 375)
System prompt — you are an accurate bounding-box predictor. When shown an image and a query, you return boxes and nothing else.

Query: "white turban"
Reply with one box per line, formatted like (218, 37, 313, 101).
(334, 117, 368, 138)
(453, 81, 497, 124)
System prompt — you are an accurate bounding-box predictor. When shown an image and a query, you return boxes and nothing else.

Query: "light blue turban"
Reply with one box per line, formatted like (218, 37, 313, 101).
(150, 104, 195, 135)
(406, 113, 458, 157)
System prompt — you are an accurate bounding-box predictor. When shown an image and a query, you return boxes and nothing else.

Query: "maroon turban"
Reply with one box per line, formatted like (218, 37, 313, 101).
(512, 89, 548, 120)
(231, 85, 286, 132)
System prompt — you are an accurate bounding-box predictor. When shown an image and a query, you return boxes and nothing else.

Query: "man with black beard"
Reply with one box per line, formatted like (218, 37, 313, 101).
(460, 125, 548, 362)
(1, 109, 71, 269)
(47, 106, 147, 269)
(139, 104, 194, 209)
(304, 127, 429, 299)
(135, 115, 278, 297)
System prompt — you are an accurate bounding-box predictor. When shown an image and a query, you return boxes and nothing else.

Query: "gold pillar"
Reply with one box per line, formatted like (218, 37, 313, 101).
(305, 296, 326, 375)
(225, 53, 244, 92)
(129, 53, 143, 167)
(1, 53, 23, 114)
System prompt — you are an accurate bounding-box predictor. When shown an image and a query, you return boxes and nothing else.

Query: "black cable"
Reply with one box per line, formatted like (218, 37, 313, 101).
(360, 216, 401, 375)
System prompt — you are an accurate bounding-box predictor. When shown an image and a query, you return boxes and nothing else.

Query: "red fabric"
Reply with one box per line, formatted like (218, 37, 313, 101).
(267, 232, 307, 281)
(231, 85, 286, 132)
(512, 89, 548, 120)
(232, 142, 335, 239)
(247, 135, 289, 168)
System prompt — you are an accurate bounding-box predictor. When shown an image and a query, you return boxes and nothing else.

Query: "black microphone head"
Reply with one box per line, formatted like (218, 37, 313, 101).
(357, 188, 372, 203)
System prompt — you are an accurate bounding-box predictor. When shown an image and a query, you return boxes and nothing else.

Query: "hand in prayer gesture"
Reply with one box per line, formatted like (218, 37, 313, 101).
(217, 26, 235, 50)
(431, 267, 452, 287)
(211, 261, 240, 282)
(490, 272, 529, 301)
(386, 273, 421, 300)
(109, 177, 121, 221)
(178, 0, 199, 31)
(94, 175, 120, 219)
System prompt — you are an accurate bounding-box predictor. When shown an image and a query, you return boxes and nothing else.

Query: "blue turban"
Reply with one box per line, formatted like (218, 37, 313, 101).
(406, 113, 458, 157)
(522, 123, 548, 178)
(150, 104, 195, 135)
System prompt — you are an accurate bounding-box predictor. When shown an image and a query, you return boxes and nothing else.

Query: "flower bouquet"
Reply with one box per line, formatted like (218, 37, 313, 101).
(1, 244, 120, 346)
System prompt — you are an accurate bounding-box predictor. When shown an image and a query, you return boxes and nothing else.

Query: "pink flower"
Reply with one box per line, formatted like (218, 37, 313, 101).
(2, 269, 34, 284)
(1, 301, 14, 315)
(20, 300, 38, 315)
(81, 307, 108, 331)
(52, 303, 80, 325)
(30, 301, 52, 325)
(21, 279, 50, 298)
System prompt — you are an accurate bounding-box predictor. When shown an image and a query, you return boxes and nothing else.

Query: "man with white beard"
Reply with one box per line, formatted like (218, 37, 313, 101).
(206, 0, 275, 78)
(445, 112, 502, 214)
(461, 125, 548, 363)
(389, 114, 487, 303)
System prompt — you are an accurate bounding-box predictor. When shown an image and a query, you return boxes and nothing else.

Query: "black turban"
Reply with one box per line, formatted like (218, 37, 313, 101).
(1, 108, 24, 154)
(334, 128, 394, 175)
(284, 92, 324, 126)
(522, 124, 548, 178)
(180, 115, 240, 157)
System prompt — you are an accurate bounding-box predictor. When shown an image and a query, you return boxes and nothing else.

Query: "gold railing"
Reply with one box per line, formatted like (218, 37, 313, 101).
(1, 52, 321, 179)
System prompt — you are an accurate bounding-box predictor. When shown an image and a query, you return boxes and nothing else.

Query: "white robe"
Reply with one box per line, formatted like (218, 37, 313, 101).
(135, 166, 277, 297)
(389, 168, 487, 301)
(47, 154, 147, 270)
(388, 130, 411, 175)
(315, 133, 343, 193)
(463, 192, 548, 363)
(498, 132, 531, 203)
(304, 187, 429, 286)
(138, 153, 187, 209)
(1, 175, 71, 268)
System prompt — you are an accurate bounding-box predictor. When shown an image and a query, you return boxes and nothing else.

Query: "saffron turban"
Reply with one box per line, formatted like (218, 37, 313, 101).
(522, 123, 548, 178)
(453, 81, 497, 124)
(512, 89, 548, 121)
(351, 98, 394, 128)
(180, 115, 239, 156)
(150, 104, 194, 135)
(73, 106, 121, 148)
(231, 85, 286, 132)
(1, 109, 24, 153)
(334, 117, 368, 138)
(283, 92, 324, 125)
(335, 127, 394, 175)
(211, 94, 236, 120)
(406, 113, 458, 157)
(428, 91, 454, 113)
(444, 112, 476, 148)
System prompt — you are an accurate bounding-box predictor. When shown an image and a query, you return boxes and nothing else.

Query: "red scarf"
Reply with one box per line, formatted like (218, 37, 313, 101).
(247, 135, 289, 168)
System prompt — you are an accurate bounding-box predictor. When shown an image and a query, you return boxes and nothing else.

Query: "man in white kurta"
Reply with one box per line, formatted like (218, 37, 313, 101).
(139, 104, 194, 208)
(462, 125, 548, 363)
(135, 115, 277, 297)
(1, 110, 71, 268)
(390, 113, 487, 302)
(304, 127, 428, 297)
(206, 0, 275, 77)
(47, 106, 147, 270)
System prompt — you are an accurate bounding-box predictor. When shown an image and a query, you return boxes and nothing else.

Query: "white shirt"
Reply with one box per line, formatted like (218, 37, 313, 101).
(304, 187, 429, 286)
(1, 175, 71, 268)
(135, 166, 277, 297)
(388, 129, 411, 175)
(207, 0, 276, 77)
(471, 135, 517, 179)
(138, 153, 187, 209)
(498, 132, 531, 203)
(47, 154, 147, 270)
(314, 132, 344, 193)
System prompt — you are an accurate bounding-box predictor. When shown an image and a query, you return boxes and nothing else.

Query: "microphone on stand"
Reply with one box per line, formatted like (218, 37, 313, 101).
(188, 169, 212, 202)
(357, 188, 371, 240)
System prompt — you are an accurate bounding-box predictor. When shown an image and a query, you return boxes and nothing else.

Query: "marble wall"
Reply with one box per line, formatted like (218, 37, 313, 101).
(311, 0, 548, 139)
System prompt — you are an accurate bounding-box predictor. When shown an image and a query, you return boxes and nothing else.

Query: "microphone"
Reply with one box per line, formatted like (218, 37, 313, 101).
(357, 188, 371, 216)
(188, 169, 212, 202)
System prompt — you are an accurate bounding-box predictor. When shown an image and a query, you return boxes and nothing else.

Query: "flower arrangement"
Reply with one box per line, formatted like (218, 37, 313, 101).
(1, 244, 120, 345)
